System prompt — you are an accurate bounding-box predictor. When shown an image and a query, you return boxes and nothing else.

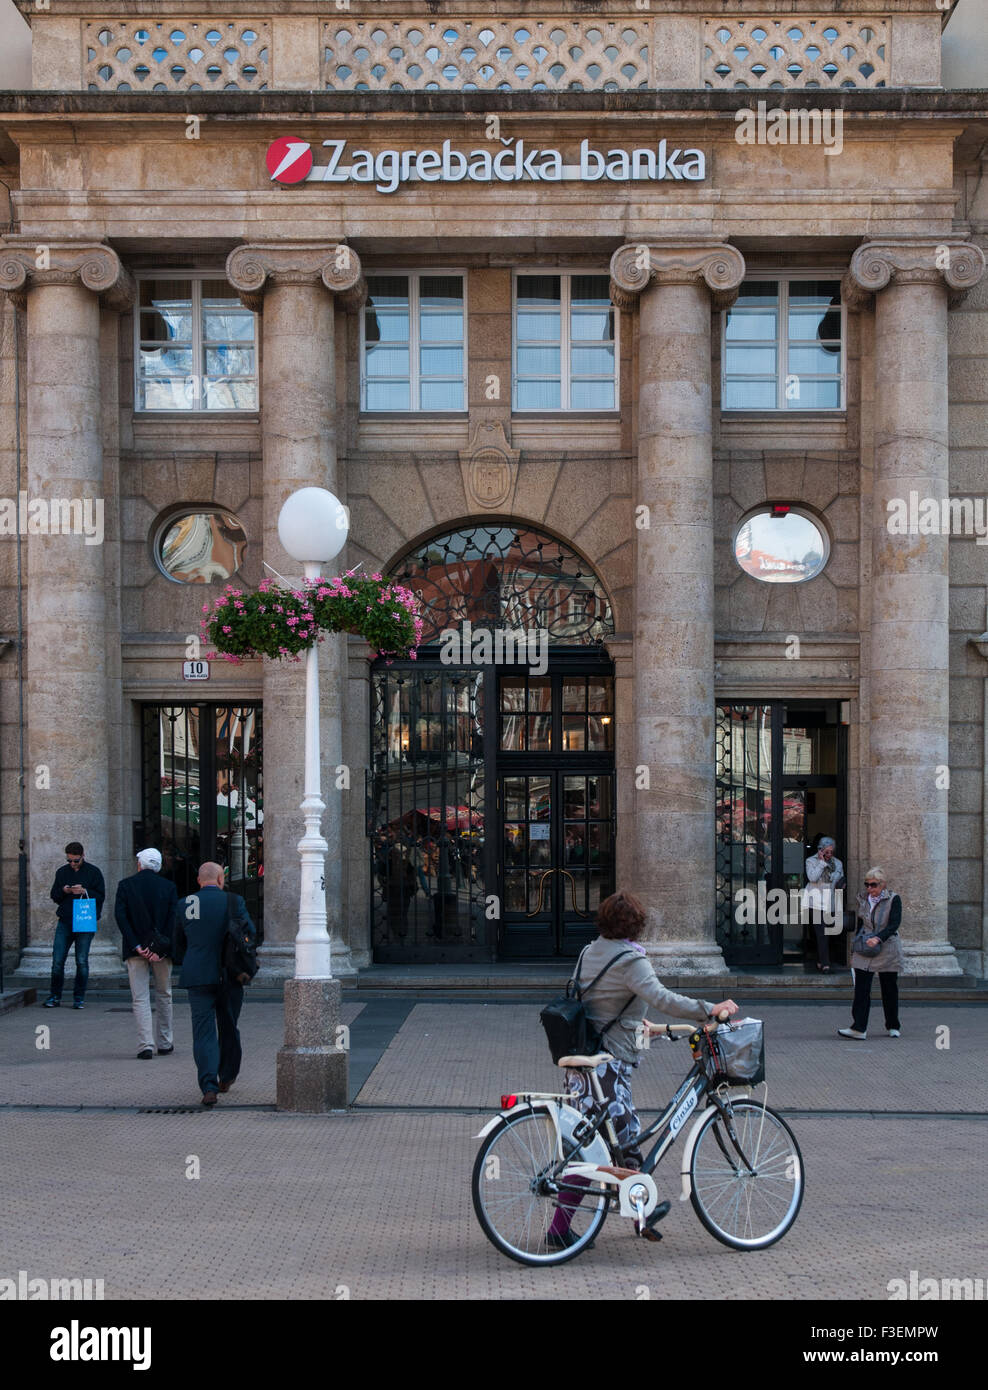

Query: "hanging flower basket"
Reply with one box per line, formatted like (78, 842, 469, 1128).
(202, 573, 423, 665)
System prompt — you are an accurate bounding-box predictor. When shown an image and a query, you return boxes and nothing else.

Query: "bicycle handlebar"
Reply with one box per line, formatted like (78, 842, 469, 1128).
(655, 1010, 733, 1039)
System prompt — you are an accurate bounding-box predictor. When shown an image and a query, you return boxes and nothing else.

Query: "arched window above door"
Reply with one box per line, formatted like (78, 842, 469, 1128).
(388, 522, 614, 646)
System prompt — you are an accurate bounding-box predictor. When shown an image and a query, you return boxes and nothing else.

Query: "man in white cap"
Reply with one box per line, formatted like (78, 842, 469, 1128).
(114, 848, 179, 1060)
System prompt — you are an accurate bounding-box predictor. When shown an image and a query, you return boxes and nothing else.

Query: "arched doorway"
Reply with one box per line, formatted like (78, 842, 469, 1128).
(368, 521, 616, 962)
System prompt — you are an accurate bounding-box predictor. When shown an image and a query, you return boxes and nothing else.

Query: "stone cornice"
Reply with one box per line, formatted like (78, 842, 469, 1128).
(0, 239, 134, 310)
(225, 242, 366, 313)
(843, 237, 987, 310)
(609, 241, 746, 311)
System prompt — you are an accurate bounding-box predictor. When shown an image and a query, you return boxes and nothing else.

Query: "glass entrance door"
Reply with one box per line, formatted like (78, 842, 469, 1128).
(715, 701, 846, 967)
(139, 703, 263, 934)
(499, 769, 615, 958)
(497, 667, 616, 958)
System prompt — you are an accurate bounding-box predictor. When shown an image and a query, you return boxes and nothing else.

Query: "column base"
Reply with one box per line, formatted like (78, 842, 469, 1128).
(276, 978, 349, 1111)
(901, 942, 963, 976)
(12, 942, 128, 988)
(954, 949, 984, 980)
(259, 941, 357, 981)
(643, 939, 730, 978)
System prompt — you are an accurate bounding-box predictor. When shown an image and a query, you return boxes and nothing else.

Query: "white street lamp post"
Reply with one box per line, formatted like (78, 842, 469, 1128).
(274, 486, 351, 1112)
(277, 487, 350, 982)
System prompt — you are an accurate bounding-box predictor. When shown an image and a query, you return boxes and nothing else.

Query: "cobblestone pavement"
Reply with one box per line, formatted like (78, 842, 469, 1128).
(1, 1108, 984, 1300)
(355, 1001, 988, 1113)
(2, 998, 982, 1113)
(0, 997, 364, 1109)
(1, 996, 984, 1300)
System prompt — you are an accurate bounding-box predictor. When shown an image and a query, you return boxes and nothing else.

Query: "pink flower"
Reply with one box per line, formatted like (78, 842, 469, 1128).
(222, 626, 232, 634)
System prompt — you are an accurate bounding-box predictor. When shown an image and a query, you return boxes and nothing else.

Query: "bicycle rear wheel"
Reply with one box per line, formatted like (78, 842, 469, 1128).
(472, 1109, 609, 1266)
(689, 1099, 803, 1250)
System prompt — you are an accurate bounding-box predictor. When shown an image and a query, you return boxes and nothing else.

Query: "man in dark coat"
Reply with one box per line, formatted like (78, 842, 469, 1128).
(114, 848, 179, 1060)
(45, 841, 106, 1009)
(173, 862, 256, 1106)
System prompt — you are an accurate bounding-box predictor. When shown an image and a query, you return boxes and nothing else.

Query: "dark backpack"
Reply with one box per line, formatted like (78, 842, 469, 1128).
(221, 894, 259, 987)
(539, 946, 635, 1065)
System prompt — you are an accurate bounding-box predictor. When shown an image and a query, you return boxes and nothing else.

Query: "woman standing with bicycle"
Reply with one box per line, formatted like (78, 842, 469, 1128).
(551, 889, 738, 1247)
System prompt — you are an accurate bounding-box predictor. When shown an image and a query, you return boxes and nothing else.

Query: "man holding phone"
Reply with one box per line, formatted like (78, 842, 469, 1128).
(44, 841, 106, 1009)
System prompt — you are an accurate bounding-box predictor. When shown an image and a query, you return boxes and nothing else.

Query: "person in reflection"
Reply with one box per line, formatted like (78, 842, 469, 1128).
(550, 890, 738, 1250)
(384, 831, 417, 938)
(802, 835, 846, 973)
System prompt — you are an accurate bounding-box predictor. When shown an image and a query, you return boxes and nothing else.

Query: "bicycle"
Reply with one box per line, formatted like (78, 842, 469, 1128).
(471, 1019, 803, 1265)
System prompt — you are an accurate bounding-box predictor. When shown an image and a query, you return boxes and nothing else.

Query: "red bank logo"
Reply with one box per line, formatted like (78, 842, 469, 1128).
(266, 137, 313, 185)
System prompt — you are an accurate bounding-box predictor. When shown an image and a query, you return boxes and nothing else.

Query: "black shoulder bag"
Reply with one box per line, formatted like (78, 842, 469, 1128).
(539, 946, 636, 1065)
(221, 894, 259, 987)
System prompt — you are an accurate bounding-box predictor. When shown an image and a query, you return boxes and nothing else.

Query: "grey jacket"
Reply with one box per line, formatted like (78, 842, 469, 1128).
(851, 890, 903, 973)
(573, 936, 715, 1064)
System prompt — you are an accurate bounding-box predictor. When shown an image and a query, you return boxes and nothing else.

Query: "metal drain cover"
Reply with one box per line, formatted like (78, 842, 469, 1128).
(138, 1107, 202, 1115)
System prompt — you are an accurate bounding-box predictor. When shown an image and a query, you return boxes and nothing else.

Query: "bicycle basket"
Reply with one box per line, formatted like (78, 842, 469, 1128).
(703, 1018, 765, 1087)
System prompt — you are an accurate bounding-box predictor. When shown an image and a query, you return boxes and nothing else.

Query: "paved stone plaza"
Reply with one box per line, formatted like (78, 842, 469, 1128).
(1, 995, 985, 1300)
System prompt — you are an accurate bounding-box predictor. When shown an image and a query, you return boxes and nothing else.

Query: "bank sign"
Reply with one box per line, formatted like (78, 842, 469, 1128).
(266, 136, 706, 194)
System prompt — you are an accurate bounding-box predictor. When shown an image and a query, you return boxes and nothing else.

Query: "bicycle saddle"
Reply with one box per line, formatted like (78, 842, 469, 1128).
(556, 1053, 613, 1068)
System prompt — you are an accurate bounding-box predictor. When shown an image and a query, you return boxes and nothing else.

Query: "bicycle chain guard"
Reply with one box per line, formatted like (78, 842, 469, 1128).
(562, 1163, 659, 1228)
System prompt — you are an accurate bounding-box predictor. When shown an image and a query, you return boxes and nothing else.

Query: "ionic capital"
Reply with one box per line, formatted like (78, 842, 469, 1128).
(225, 242, 366, 313)
(843, 238, 986, 310)
(609, 241, 746, 311)
(0, 239, 134, 311)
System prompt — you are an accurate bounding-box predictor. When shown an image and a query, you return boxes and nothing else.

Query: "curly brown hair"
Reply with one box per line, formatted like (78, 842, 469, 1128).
(596, 889, 646, 941)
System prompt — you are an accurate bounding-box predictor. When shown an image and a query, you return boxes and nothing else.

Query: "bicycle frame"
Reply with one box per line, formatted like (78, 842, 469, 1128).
(478, 1040, 758, 1221)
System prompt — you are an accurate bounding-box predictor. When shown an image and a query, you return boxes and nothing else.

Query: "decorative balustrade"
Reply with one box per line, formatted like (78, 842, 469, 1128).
(321, 18, 650, 92)
(703, 18, 890, 89)
(22, 7, 941, 94)
(83, 19, 269, 91)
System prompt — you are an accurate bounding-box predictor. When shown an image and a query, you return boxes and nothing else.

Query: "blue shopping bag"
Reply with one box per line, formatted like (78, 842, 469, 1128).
(72, 895, 97, 933)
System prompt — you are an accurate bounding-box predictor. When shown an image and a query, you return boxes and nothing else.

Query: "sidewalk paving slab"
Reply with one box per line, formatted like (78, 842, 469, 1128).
(0, 1108, 984, 1300)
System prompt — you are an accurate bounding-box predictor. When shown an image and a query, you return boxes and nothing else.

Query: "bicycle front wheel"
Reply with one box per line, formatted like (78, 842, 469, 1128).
(689, 1099, 803, 1250)
(472, 1109, 609, 1266)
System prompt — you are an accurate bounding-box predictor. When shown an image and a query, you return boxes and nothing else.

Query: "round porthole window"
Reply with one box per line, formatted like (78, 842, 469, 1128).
(154, 508, 248, 584)
(733, 505, 829, 584)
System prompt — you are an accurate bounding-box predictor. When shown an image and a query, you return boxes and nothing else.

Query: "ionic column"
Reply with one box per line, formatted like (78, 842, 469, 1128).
(610, 242, 745, 976)
(226, 243, 364, 990)
(0, 239, 133, 982)
(845, 238, 985, 974)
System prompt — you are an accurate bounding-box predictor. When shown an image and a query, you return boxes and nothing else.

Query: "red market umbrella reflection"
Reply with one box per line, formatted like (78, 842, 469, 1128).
(398, 805, 484, 832)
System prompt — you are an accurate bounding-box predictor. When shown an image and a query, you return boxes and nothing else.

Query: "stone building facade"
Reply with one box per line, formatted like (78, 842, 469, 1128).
(1, 1, 986, 985)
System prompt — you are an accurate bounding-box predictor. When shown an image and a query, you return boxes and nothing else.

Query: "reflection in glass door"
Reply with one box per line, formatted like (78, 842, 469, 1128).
(716, 702, 845, 967)
(498, 666, 616, 958)
(500, 772, 615, 957)
(139, 704, 263, 934)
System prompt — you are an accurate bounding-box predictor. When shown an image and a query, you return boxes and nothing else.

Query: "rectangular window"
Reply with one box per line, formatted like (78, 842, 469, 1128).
(513, 273, 617, 411)
(135, 274, 257, 412)
(361, 272, 465, 411)
(722, 277, 844, 411)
